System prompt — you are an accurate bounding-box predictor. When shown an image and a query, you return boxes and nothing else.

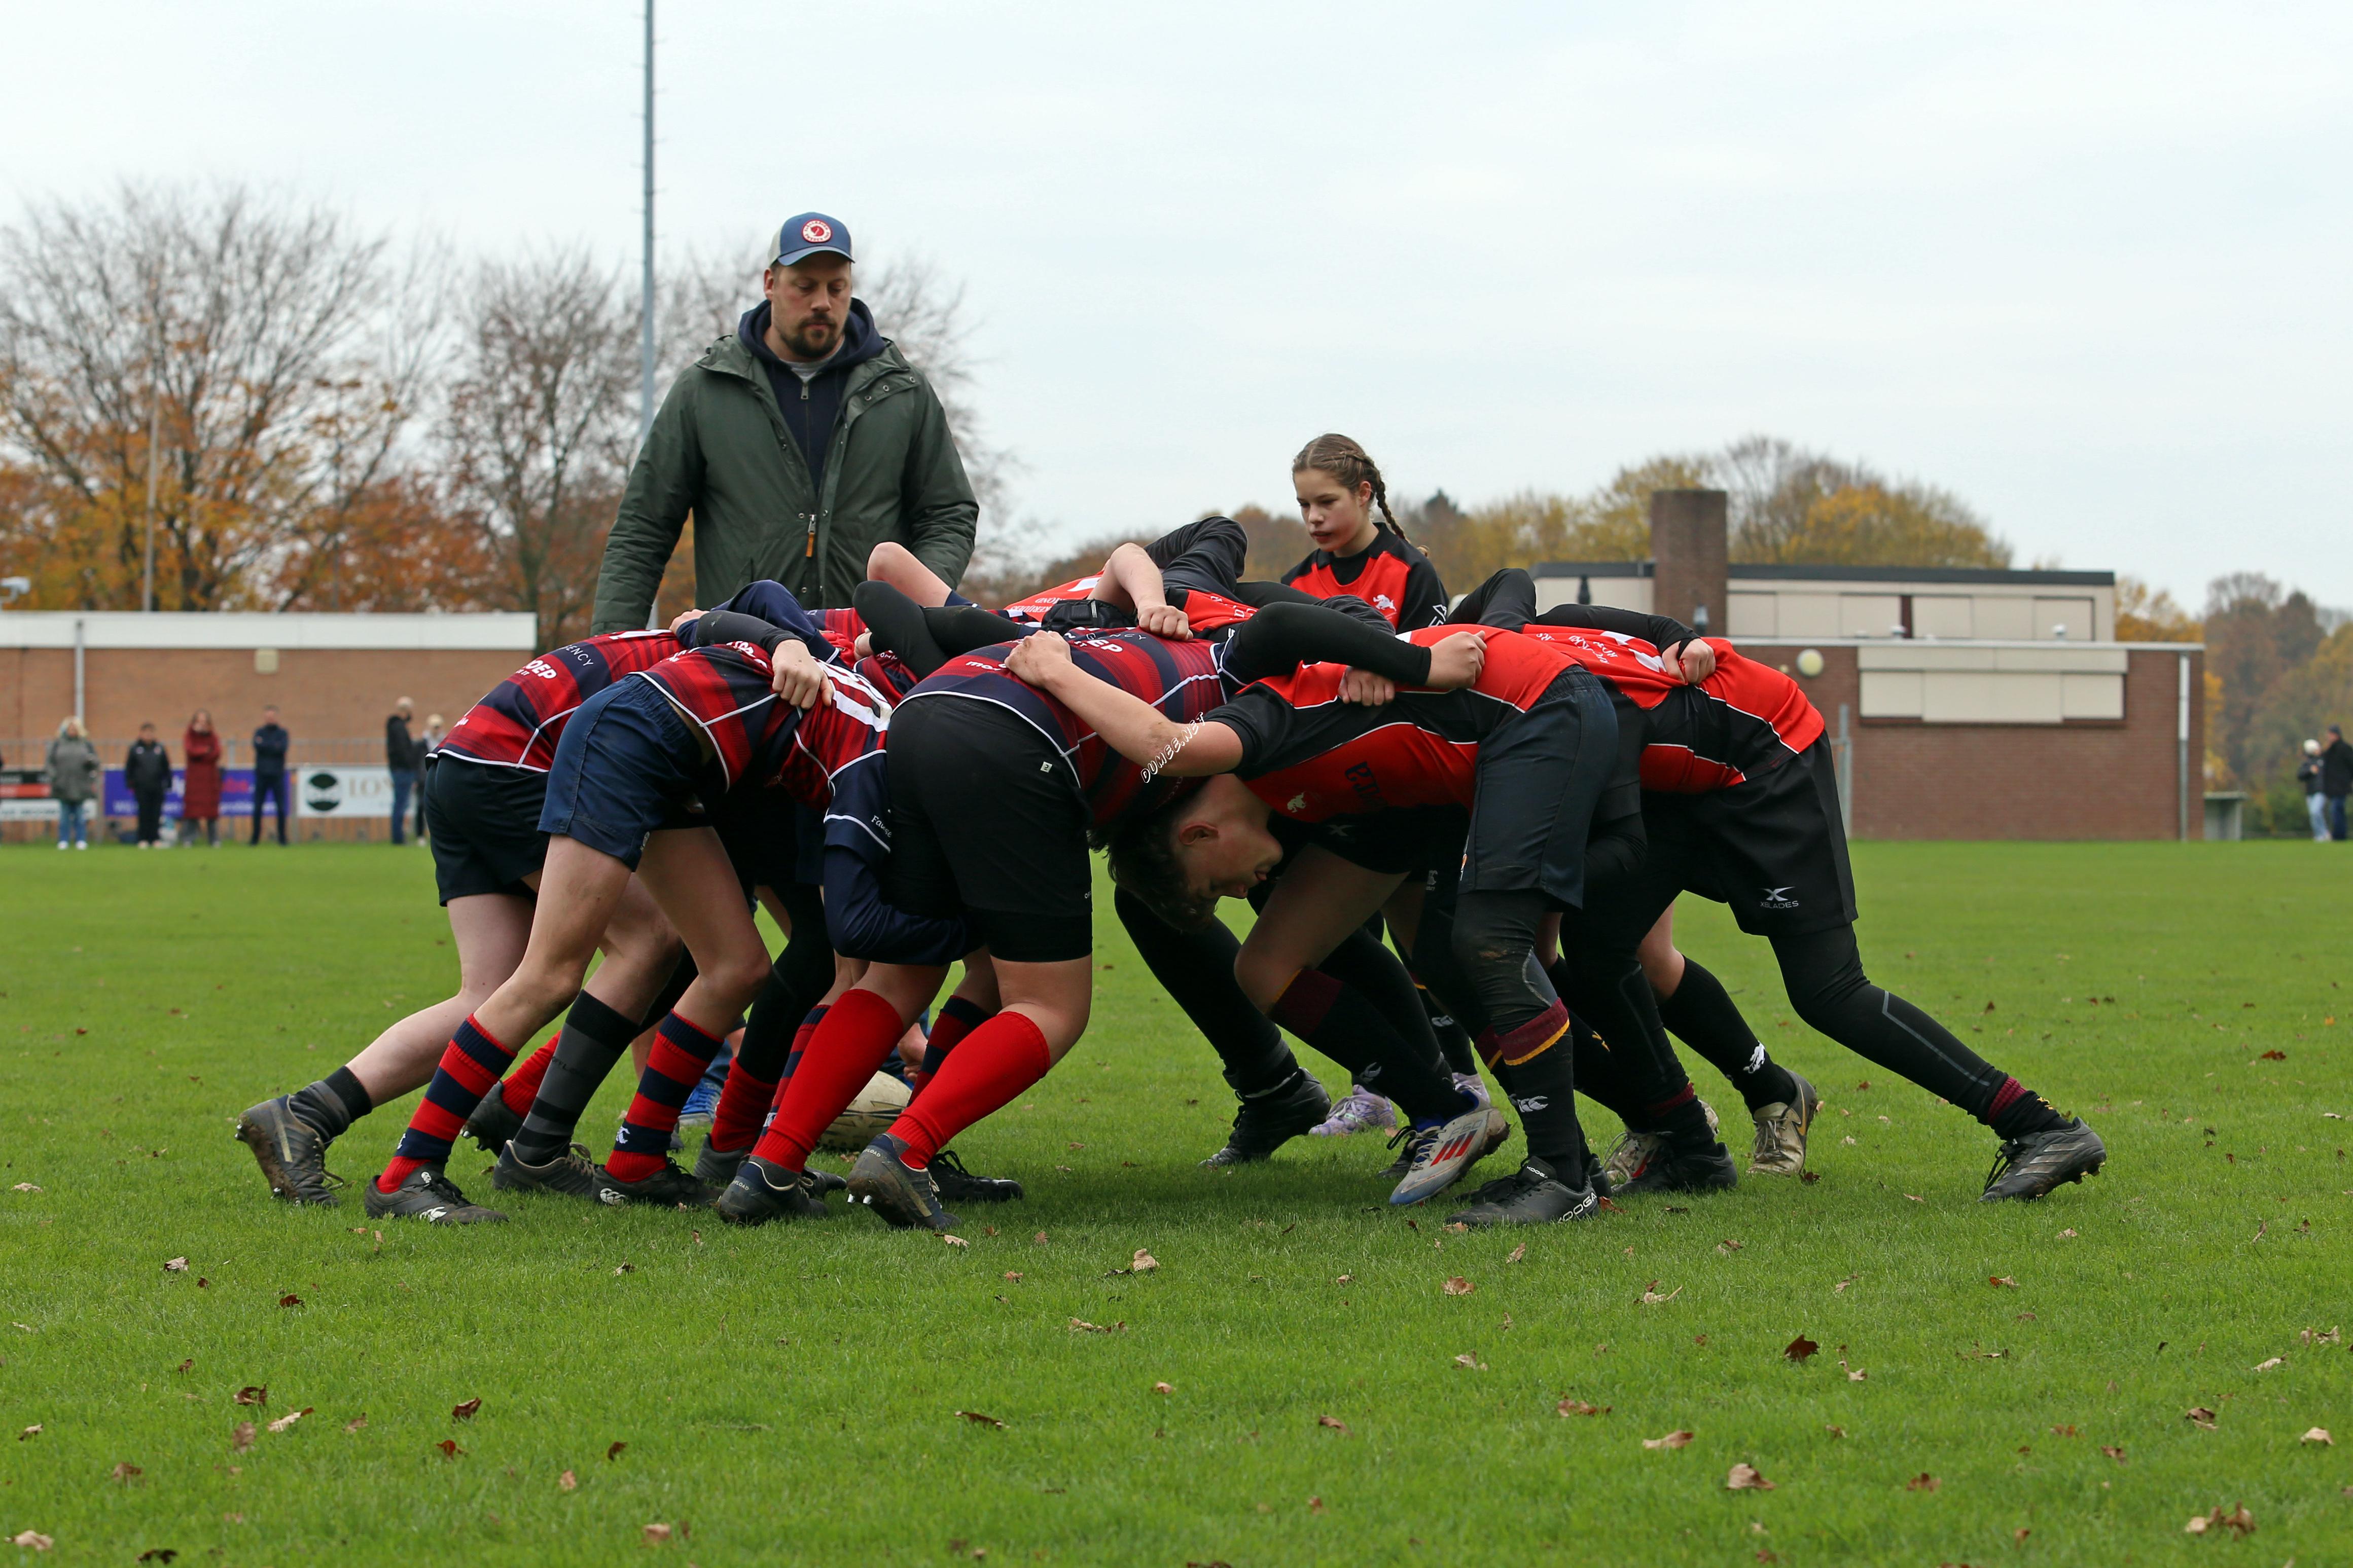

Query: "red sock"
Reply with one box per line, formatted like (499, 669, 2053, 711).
(889, 1012, 1051, 1169)
(750, 989, 906, 1171)
(707, 1060, 780, 1154)
(498, 1039, 558, 1117)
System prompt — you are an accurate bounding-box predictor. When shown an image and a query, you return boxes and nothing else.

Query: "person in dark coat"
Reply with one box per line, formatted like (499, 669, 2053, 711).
(249, 705, 291, 846)
(2322, 723, 2353, 843)
(181, 710, 222, 846)
(125, 722, 173, 848)
(385, 698, 419, 846)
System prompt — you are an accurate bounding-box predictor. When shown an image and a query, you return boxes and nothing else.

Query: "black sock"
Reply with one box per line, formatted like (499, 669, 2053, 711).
(1116, 886, 1299, 1099)
(1477, 1003, 1589, 1176)
(289, 1066, 372, 1140)
(1567, 1015, 1641, 1124)
(1657, 958, 1800, 1110)
(737, 899, 831, 1083)
(1417, 983, 1479, 1076)
(1317, 926, 1453, 1082)
(510, 992, 640, 1164)
(1547, 952, 1716, 1150)
(1268, 970, 1467, 1124)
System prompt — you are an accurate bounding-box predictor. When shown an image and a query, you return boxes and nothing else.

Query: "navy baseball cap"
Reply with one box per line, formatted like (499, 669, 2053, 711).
(773, 212, 853, 267)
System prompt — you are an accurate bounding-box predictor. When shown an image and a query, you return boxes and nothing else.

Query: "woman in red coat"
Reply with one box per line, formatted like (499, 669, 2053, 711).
(181, 709, 223, 846)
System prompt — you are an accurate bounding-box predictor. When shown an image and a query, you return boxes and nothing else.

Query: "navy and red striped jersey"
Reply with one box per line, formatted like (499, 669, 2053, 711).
(1213, 627, 1574, 822)
(1281, 529, 1448, 630)
(901, 632, 1231, 828)
(631, 642, 892, 807)
(817, 606, 867, 662)
(438, 630, 686, 772)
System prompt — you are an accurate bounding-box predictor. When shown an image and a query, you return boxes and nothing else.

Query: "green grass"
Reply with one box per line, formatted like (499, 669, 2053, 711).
(3, 841, 2350, 1566)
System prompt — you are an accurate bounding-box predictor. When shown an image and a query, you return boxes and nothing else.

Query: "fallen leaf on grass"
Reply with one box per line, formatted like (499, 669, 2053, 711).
(1317, 1415, 1350, 1435)
(2100, 1445, 2127, 1464)
(1153, 1382, 1173, 1395)
(1988, 1275, 2017, 1288)
(1003, 1271, 1023, 1282)
(8, 1532, 52, 1552)
(11, 1184, 41, 1193)
(1131, 1249, 1159, 1273)
(277, 1294, 302, 1308)
(613, 1263, 634, 1275)
(2261, 1049, 2287, 1061)
(135, 1550, 173, 1564)
(1067, 1318, 1126, 1333)
(110, 1462, 142, 1483)
(174, 1359, 192, 1374)
(1503, 1241, 1529, 1264)
(1841, 1361, 1867, 1381)
(1717, 1238, 1744, 1253)
(644, 1523, 672, 1543)
(2050, 1424, 2079, 1437)
(940, 1234, 969, 1249)
(956, 1411, 1005, 1429)
(1725, 1463, 1774, 1491)
(1451, 1354, 1486, 1371)
(343, 1416, 366, 1434)
(163, 1258, 188, 1273)
(1833, 1274, 1860, 1294)
(1442, 1277, 1475, 1297)
(435, 1439, 464, 1458)
(16, 1425, 39, 1441)
(606, 1441, 627, 1461)
(2184, 1505, 2255, 1537)
(1784, 1334, 1820, 1362)
(1033, 1231, 1048, 1245)
(1556, 1398, 1609, 1416)
(1824, 1425, 1846, 1438)
(230, 1422, 255, 1453)
(2185, 1407, 2218, 1429)
(1902, 1193, 1924, 1203)
(2302, 1427, 2334, 1445)
(1638, 1281, 1682, 1305)
(1906, 1473, 1939, 1491)
(1800, 1170, 1821, 1185)
(1643, 1430, 1694, 1450)
(451, 1398, 480, 1421)
(233, 1387, 267, 1406)
(558, 1469, 577, 1490)
(265, 1407, 311, 1434)
(2253, 1357, 2284, 1372)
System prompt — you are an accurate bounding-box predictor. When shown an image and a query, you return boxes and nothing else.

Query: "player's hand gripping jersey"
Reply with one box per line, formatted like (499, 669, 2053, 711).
(438, 629, 687, 771)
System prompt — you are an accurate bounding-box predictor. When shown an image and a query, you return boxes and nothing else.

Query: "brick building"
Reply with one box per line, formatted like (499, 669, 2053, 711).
(1537, 491, 2205, 841)
(2, 611, 537, 842)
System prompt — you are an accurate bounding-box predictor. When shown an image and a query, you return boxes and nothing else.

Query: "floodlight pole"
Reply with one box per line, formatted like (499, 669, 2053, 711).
(640, 0, 661, 631)
(142, 355, 161, 613)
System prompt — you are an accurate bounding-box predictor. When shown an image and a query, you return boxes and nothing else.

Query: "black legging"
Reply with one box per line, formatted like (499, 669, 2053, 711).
(737, 880, 835, 1082)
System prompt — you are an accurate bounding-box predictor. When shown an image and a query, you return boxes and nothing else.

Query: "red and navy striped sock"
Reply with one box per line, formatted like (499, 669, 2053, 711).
(890, 1011, 1052, 1170)
(605, 1012, 726, 1183)
(497, 1038, 558, 1118)
(780, 1005, 828, 1082)
(380, 1015, 514, 1192)
(910, 996, 992, 1096)
(752, 989, 904, 1172)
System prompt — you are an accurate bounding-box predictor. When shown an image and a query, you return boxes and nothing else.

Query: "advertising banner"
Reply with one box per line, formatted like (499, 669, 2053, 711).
(293, 764, 395, 819)
(98, 768, 264, 819)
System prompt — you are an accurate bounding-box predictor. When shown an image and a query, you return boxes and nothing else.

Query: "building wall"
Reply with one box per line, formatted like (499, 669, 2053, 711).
(1743, 642, 2202, 840)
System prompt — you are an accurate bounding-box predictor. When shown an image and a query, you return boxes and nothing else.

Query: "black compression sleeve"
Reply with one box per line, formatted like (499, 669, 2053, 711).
(1221, 601, 1431, 686)
(691, 608, 791, 651)
(1535, 602, 1700, 653)
(1449, 568, 1538, 629)
(1233, 580, 1393, 632)
(925, 604, 1032, 658)
(852, 580, 952, 677)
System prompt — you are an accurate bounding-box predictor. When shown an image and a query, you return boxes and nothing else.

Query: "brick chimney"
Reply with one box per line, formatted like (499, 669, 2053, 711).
(1649, 489, 1729, 635)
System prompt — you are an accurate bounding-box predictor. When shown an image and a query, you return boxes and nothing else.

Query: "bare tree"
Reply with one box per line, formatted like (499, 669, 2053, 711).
(0, 183, 425, 609)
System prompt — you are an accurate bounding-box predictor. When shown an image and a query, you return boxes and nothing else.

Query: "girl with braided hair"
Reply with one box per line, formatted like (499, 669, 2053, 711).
(1282, 434, 1449, 632)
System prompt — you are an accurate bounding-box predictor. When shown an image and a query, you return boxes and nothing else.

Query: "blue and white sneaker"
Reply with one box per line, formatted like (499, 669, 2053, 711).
(1450, 1071, 1491, 1110)
(1388, 1105, 1513, 1207)
(1309, 1086, 1397, 1138)
(678, 1051, 729, 1129)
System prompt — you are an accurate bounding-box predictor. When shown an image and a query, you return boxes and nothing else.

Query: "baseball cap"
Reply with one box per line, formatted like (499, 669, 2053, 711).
(773, 212, 853, 267)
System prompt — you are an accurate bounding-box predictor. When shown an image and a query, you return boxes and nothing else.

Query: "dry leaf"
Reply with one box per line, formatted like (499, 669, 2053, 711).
(1824, 1424, 1846, 1438)
(1556, 1398, 1610, 1417)
(1799, 1170, 1821, 1184)
(606, 1441, 627, 1461)
(1784, 1334, 1820, 1362)
(435, 1439, 464, 1458)
(2302, 1427, 2334, 1446)
(559, 1468, 577, 1490)
(957, 1410, 1006, 1429)
(941, 1234, 969, 1248)
(110, 1462, 142, 1483)
(15, 1425, 38, 1441)
(1726, 1462, 1775, 1491)
(1906, 1473, 1939, 1492)
(2184, 1505, 2256, 1538)
(230, 1421, 255, 1453)
(1451, 1354, 1486, 1371)
(1153, 1382, 1173, 1395)
(613, 1263, 634, 1275)
(644, 1523, 672, 1543)
(163, 1257, 188, 1272)
(1841, 1360, 1867, 1381)
(1003, 1271, 1023, 1282)
(1643, 1430, 1694, 1450)
(2058, 1228, 2078, 1238)
(136, 1550, 174, 1564)
(1988, 1275, 2017, 1288)
(1033, 1231, 1048, 1245)
(8, 1533, 51, 1552)
(1068, 1318, 1125, 1333)
(2100, 1445, 2127, 1464)
(1833, 1274, 1859, 1294)
(9, 1184, 40, 1193)
(451, 1398, 481, 1421)
(265, 1407, 311, 1434)
(2261, 1049, 2287, 1061)
(2253, 1357, 2284, 1372)
(1131, 1249, 1159, 1273)
(343, 1416, 367, 1433)
(2050, 1424, 2078, 1437)
(1442, 1277, 1475, 1297)
(2185, 1407, 2218, 1429)
(1717, 1238, 1744, 1253)
(1902, 1193, 1924, 1203)
(233, 1386, 267, 1406)
(277, 1294, 302, 1308)
(1638, 1281, 1682, 1305)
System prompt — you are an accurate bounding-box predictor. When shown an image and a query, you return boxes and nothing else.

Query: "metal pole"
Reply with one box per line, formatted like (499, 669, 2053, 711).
(73, 616, 85, 723)
(1836, 701, 1853, 829)
(640, 0, 662, 632)
(2177, 651, 2191, 842)
(142, 368, 161, 612)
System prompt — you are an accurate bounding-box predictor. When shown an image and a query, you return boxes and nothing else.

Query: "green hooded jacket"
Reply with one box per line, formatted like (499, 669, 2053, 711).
(588, 313, 977, 632)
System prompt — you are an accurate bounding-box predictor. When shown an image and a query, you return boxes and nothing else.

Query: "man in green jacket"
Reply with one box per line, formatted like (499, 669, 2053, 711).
(590, 212, 978, 632)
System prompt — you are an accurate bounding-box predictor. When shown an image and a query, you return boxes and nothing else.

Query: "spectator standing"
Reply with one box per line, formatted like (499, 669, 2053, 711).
(385, 697, 420, 847)
(415, 714, 444, 843)
(125, 723, 173, 848)
(2323, 724, 2353, 842)
(249, 705, 291, 846)
(45, 717, 99, 851)
(588, 212, 977, 631)
(2298, 740, 2328, 842)
(181, 710, 223, 846)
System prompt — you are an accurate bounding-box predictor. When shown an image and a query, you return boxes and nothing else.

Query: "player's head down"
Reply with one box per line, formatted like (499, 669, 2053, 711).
(1106, 775, 1285, 928)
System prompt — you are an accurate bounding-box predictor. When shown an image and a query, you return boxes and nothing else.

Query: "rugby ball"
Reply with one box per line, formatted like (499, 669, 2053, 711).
(818, 1071, 912, 1153)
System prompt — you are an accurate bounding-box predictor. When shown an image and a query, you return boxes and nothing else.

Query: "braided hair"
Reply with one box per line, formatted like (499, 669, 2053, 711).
(1292, 433, 1406, 541)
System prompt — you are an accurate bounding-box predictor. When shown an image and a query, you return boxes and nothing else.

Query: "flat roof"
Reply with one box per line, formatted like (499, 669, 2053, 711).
(1531, 562, 2116, 588)
(0, 611, 541, 651)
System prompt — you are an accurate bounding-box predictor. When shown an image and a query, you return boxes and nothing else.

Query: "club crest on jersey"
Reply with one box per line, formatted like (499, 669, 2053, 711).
(1760, 886, 1800, 909)
(801, 217, 833, 243)
(1374, 594, 1396, 613)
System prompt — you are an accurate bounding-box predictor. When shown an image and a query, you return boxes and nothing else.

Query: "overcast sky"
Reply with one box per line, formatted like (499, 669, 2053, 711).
(8, 2, 2348, 607)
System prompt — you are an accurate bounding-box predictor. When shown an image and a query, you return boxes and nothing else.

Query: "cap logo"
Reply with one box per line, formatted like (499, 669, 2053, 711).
(801, 218, 833, 243)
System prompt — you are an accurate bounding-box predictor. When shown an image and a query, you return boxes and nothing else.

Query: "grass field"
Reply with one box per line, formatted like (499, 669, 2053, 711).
(2, 841, 2349, 1566)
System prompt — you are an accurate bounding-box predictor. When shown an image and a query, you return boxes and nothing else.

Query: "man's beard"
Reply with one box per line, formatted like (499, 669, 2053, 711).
(778, 316, 838, 360)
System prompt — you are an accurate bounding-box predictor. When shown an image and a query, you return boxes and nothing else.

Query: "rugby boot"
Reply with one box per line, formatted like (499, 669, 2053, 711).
(236, 1096, 343, 1206)
(1612, 1136, 1740, 1196)
(363, 1165, 508, 1225)
(460, 1090, 524, 1157)
(1388, 1106, 1513, 1207)
(493, 1142, 628, 1205)
(599, 1157, 718, 1208)
(1383, 1100, 1512, 1179)
(1451, 1071, 1492, 1110)
(1600, 1099, 1722, 1188)
(1310, 1085, 1397, 1137)
(1445, 1155, 1603, 1227)
(693, 1137, 751, 1191)
(847, 1134, 961, 1232)
(1980, 1119, 2106, 1202)
(930, 1149, 1023, 1205)
(714, 1155, 832, 1226)
(1745, 1072, 1820, 1177)
(1201, 1069, 1331, 1168)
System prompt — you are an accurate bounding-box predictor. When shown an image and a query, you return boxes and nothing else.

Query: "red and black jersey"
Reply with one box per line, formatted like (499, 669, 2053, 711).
(817, 606, 867, 662)
(438, 629, 686, 772)
(1282, 530, 1449, 630)
(999, 573, 1259, 639)
(900, 632, 1231, 828)
(630, 642, 892, 808)
(1641, 644, 1825, 792)
(1213, 627, 1572, 822)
